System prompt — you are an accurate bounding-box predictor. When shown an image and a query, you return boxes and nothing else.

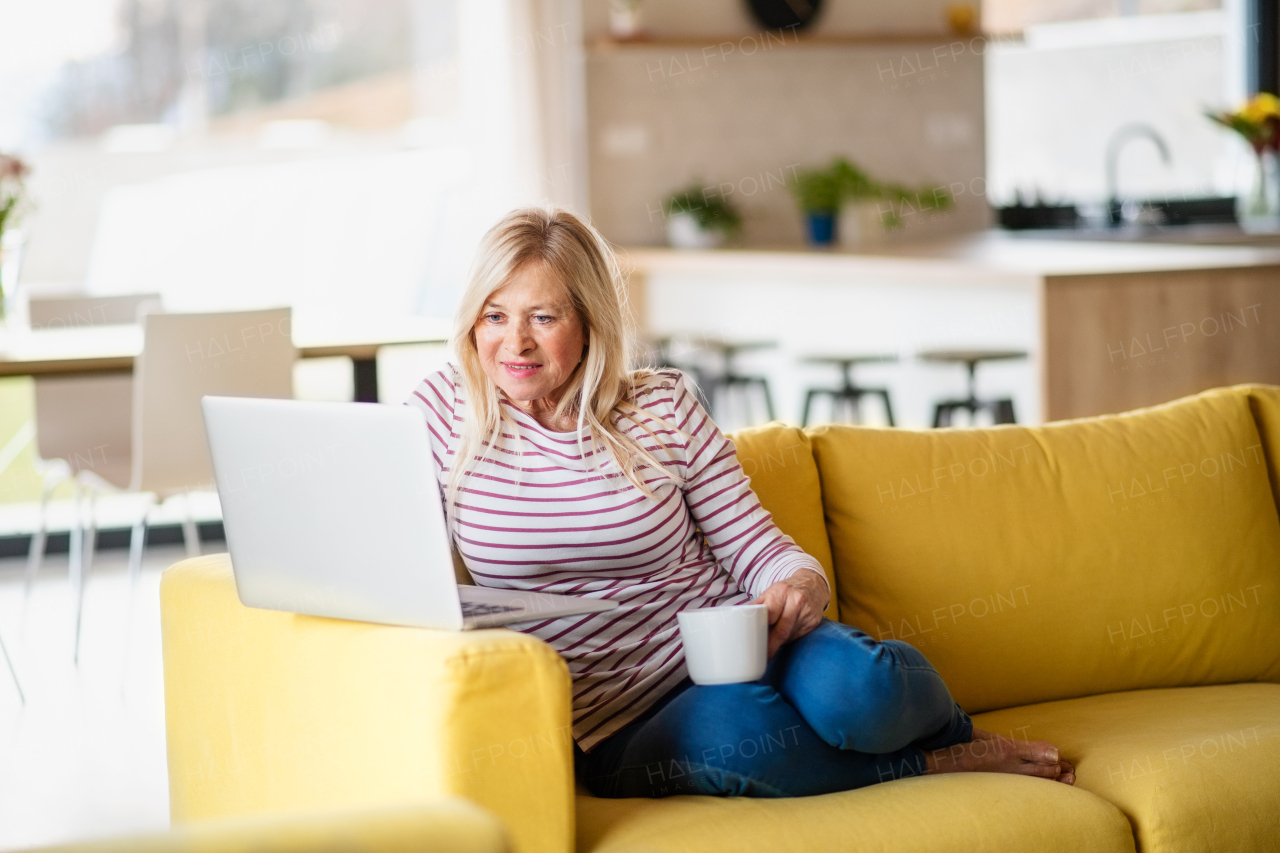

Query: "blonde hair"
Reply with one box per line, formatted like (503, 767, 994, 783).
(447, 207, 683, 520)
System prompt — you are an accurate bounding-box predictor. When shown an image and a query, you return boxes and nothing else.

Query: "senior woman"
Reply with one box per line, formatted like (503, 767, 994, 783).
(407, 207, 1074, 798)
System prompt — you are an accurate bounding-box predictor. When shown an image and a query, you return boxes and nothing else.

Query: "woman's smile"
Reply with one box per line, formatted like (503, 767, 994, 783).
(502, 361, 543, 378)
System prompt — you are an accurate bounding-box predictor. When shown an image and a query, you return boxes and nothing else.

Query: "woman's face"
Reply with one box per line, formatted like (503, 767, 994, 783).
(474, 262, 586, 412)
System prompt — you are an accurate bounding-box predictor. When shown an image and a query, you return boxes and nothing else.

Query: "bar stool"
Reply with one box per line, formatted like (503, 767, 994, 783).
(919, 349, 1026, 427)
(800, 355, 897, 426)
(699, 338, 777, 425)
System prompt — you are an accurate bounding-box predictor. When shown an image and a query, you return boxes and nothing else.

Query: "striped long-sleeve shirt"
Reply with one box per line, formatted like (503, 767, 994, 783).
(407, 365, 827, 751)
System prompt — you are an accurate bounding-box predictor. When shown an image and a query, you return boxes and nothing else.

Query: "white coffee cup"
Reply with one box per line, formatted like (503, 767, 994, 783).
(676, 603, 769, 685)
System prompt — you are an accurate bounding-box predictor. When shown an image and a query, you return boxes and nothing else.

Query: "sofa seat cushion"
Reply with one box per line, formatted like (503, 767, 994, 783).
(973, 683, 1280, 853)
(576, 772, 1134, 853)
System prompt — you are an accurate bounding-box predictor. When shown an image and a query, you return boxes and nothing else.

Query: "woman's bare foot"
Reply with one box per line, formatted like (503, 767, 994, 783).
(924, 728, 1075, 785)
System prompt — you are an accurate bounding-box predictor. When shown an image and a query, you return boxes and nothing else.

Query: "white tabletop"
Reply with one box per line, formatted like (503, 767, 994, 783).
(0, 314, 452, 377)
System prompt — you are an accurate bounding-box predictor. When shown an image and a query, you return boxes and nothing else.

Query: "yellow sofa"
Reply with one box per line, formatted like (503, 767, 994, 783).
(23, 800, 506, 853)
(160, 384, 1280, 853)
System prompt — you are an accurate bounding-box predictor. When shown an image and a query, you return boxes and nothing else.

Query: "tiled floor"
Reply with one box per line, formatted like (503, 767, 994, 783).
(0, 543, 197, 850)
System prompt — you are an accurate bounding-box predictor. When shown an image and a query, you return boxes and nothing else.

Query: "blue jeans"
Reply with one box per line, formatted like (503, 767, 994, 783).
(576, 619, 972, 798)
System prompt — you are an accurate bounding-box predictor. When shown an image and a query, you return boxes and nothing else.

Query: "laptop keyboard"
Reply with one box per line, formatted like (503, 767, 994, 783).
(460, 601, 523, 617)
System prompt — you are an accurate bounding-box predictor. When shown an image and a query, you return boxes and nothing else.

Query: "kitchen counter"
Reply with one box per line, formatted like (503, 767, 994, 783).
(1001, 222, 1280, 248)
(623, 231, 1280, 277)
(620, 234, 1280, 425)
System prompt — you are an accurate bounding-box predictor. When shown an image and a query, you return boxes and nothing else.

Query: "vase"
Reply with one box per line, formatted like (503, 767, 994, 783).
(0, 228, 23, 327)
(806, 211, 836, 246)
(609, 0, 643, 40)
(1239, 150, 1280, 229)
(838, 201, 888, 250)
(666, 212, 723, 250)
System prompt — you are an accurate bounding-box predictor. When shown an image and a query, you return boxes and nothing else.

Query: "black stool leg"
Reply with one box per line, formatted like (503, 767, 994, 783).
(874, 389, 895, 427)
(757, 378, 776, 422)
(993, 398, 1017, 424)
(844, 391, 863, 424)
(933, 403, 949, 428)
(802, 389, 823, 427)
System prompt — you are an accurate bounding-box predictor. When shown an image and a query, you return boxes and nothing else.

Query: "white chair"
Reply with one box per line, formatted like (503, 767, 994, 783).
(0, 623, 20, 704)
(23, 294, 161, 642)
(96, 308, 296, 664)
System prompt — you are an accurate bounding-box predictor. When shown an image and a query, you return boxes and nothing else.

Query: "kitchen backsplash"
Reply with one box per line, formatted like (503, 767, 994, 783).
(587, 38, 990, 248)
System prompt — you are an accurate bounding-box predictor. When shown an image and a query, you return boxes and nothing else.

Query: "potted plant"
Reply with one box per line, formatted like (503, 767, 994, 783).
(0, 152, 31, 322)
(1206, 93, 1280, 226)
(791, 164, 845, 245)
(664, 182, 743, 249)
(792, 157, 953, 247)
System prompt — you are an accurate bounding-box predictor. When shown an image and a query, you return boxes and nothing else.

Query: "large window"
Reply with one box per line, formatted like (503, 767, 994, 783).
(0, 0, 578, 327)
(984, 0, 1246, 212)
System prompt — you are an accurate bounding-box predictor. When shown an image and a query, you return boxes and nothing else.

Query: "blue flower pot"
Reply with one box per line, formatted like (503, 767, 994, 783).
(806, 211, 836, 245)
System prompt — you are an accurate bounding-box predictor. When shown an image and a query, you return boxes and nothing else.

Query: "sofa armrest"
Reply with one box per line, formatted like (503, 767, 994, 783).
(32, 799, 507, 853)
(161, 555, 574, 853)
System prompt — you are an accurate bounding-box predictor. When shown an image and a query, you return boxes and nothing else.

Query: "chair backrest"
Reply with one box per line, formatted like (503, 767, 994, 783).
(133, 308, 295, 494)
(28, 293, 162, 329)
(34, 374, 135, 488)
(30, 293, 163, 487)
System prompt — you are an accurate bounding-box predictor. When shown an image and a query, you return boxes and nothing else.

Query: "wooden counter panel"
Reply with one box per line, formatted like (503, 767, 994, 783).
(1045, 266, 1280, 421)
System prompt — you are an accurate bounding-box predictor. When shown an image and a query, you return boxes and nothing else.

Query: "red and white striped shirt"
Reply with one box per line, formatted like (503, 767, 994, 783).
(408, 365, 826, 751)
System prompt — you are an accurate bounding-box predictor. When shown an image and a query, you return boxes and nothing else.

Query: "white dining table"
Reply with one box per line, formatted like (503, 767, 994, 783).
(0, 314, 452, 403)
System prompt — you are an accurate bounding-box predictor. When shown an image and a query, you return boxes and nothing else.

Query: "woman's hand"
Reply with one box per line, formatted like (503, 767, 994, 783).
(752, 569, 830, 658)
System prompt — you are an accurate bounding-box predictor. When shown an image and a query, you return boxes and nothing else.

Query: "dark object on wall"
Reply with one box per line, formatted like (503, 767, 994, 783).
(746, 0, 823, 31)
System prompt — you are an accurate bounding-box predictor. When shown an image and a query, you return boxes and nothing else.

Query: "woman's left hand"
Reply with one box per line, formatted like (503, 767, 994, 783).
(752, 569, 830, 658)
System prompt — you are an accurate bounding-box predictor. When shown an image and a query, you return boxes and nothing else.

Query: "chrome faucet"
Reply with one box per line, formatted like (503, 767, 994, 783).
(1105, 123, 1172, 226)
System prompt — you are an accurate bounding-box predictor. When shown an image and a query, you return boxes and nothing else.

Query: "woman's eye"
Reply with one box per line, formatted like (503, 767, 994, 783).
(484, 313, 503, 323)
(534, 315, 554, 324)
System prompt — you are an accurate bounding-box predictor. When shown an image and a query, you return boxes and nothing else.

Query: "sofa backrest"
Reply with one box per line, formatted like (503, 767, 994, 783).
(727, 424, 839, 620)
(803, 384, 1280, 714)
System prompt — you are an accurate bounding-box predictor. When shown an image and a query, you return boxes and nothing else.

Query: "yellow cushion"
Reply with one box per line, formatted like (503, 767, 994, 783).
(29, 799, 507, 853)
(576, 772, 1134, 853)
(161, 556, 574, 853)
(974, 683, 1280, 853)
(809, 386, 1280, 713)
(728, 424, 838, 619)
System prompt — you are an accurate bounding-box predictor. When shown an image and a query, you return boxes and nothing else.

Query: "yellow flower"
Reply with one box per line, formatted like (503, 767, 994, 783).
(1241, 93, 1280, 124)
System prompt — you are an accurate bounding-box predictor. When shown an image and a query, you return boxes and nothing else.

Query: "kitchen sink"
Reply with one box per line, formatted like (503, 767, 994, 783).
(990, 196, 1280, 244)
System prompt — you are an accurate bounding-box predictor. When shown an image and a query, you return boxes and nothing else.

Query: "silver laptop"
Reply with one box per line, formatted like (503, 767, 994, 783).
(201, 396, 618, 630)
